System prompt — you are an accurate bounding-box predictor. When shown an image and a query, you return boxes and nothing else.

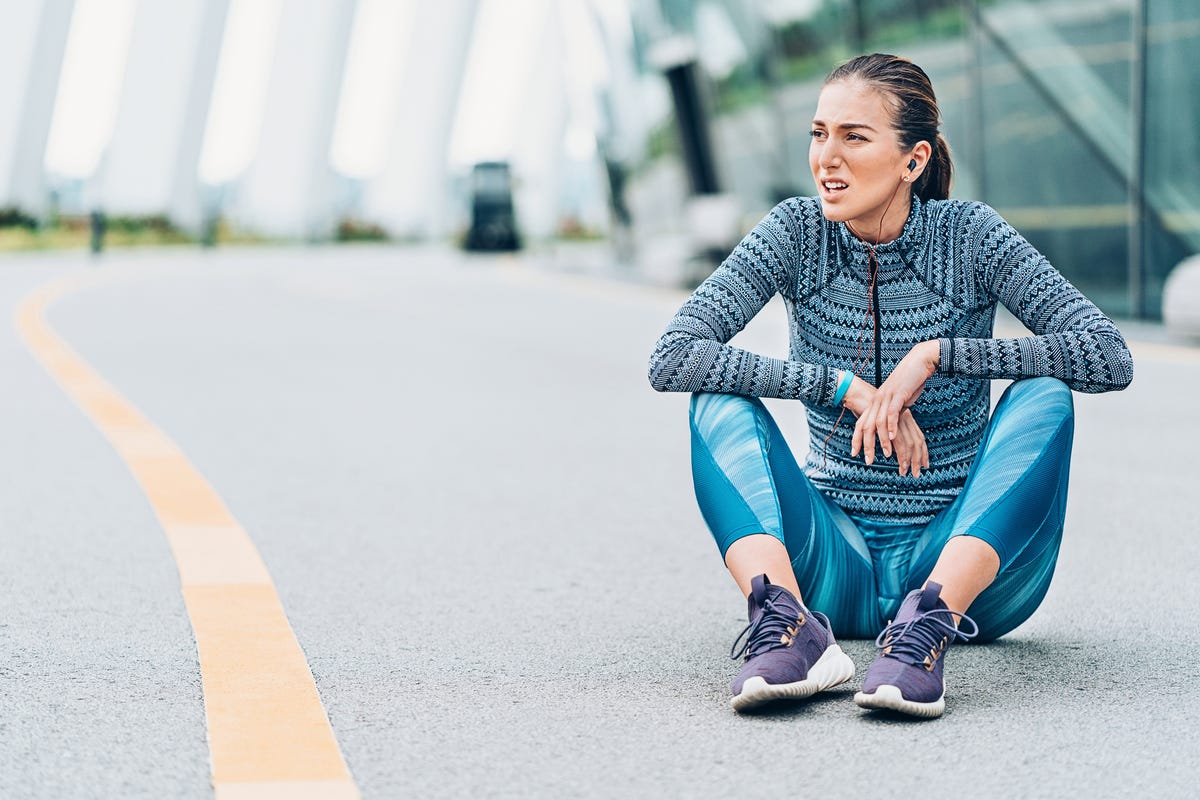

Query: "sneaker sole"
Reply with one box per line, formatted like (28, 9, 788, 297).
(853, 684, 945, 718)
(731, 644, 856, 713)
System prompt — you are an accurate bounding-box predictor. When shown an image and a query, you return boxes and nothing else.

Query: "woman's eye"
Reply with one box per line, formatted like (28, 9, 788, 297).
(847, 133, 866, 141)
(809, 129, 825, 139)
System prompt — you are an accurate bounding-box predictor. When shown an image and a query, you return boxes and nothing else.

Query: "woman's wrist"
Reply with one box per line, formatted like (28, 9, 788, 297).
(833, 369, 855, 406)
(923, 339, 941, 368)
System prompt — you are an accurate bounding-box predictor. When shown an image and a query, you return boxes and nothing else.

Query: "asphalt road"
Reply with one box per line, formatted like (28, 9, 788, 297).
(1, 245, 1197, 798)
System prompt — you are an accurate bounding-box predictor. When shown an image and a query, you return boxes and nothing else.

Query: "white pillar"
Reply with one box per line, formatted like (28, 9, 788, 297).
(0, 0, 75, 216)
(591, 1, 649, 166)
(98, 0, 229, 230)
(232, 0, 357, 239)
(361, 0, 479, 240)
(511, 4, 569, 240)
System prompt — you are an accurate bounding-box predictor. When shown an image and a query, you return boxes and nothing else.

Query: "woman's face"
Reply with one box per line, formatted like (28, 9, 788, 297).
(809, 80, 915, 239)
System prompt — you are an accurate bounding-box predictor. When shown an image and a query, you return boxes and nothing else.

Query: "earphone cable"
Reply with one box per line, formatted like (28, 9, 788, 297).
(819, 178, 907, 469)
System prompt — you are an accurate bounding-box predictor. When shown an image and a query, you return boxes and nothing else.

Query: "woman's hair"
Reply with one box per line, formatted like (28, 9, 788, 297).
(825, 53, 952, 201)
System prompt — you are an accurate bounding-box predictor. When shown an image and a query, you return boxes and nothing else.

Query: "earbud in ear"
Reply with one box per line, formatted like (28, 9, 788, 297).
(907, 158, 917, 171)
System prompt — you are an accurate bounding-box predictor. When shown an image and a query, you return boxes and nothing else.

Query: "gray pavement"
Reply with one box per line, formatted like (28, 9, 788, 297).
(0, 244, 1198, 798)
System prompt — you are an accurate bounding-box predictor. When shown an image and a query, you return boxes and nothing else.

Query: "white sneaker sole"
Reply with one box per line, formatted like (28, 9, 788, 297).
(853, 684, 945, 718)
(730, 644, 856, 713)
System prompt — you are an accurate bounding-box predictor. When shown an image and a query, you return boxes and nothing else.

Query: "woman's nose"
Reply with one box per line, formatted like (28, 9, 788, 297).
(817, 141, 842, 168)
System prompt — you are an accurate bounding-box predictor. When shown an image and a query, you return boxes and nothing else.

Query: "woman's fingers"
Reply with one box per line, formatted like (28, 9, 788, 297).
(868, 343, 938, 459)
(892, 420, 913, 474)
(846, 380, 929, 477)
(886, 392, 906, 444)
(898, 412, 928, 477)
(873, 395, 895, 459)
(859, 404, 878, 464)
(894, 411, 924, 476)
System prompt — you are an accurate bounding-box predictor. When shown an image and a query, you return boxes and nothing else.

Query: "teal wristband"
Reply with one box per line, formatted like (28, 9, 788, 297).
(832, 369, 854, 406)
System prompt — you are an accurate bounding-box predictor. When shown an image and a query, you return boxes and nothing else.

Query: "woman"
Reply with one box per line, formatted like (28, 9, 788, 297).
(647, 53, 1133, 718)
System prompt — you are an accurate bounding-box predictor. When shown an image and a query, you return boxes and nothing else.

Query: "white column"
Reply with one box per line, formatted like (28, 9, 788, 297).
(232, 0, 357, 239)
(591, 1, 650, 166)
(511, 3, 569, 240)
(99, 0, 229, 230)
(361, 0, 480, 239)
(0, 0, 75, 215)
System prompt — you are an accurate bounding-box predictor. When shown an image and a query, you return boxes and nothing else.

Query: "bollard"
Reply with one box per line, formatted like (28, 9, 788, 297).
(1163, 254, 1200, 339)
(201, 213, 218, 248)
(89, 210, 106, 255)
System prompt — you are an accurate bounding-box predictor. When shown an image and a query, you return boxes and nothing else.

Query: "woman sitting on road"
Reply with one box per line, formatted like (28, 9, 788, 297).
(647, 53, 1133, 718)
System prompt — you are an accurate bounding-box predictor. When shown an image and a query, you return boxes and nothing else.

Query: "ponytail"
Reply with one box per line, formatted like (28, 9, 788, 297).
(916, 134, 952, 201)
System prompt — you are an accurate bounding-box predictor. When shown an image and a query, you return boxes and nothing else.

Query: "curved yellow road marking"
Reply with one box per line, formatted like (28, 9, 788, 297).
(16, 275, 359, 800)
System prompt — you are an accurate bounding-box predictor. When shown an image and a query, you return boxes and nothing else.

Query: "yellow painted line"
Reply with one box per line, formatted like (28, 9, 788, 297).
(1127, 339, 1200, 365)
(15, 275, 359, 800)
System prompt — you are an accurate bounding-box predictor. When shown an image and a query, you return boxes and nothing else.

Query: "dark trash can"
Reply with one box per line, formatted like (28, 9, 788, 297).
(463, 161, 521, 252)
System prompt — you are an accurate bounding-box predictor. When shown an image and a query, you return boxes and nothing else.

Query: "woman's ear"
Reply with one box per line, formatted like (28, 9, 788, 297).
(904, 140, 933, 181)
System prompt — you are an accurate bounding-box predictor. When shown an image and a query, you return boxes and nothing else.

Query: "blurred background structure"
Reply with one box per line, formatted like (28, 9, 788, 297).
(1, 0, 1197, 319)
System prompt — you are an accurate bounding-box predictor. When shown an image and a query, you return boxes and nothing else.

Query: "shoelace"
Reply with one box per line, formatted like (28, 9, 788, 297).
(729, 594, 806, 661)
(874, 607, 979, 667)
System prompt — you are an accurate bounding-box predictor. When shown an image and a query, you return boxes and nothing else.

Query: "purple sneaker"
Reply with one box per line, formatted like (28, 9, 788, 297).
(854, 581, 978, 718)
(729, 574, 855, 712)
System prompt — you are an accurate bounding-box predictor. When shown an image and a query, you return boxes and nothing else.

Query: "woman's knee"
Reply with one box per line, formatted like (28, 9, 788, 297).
(997, 377, 1074, 426)
(986, 378, 1075, 461)
(689, 392, 767, 442)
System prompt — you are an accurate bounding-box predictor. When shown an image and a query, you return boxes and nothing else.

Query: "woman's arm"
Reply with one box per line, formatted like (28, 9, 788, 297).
(938, 204, 1134, 393)
(855, 203, 1133, 460)
(647, 201, 842, 405)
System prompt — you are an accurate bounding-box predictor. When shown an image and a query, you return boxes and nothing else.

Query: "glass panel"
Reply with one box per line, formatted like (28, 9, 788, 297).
(1144, 0, 1200, 317)
(975, 0, 1133, 315)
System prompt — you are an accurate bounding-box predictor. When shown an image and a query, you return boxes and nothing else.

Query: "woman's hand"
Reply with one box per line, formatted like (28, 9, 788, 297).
(842, 368, 930, 477)
(849, 341, 939, 474)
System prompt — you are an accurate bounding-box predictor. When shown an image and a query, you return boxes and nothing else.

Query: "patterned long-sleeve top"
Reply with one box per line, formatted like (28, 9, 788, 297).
(648, 196, 1133, 523)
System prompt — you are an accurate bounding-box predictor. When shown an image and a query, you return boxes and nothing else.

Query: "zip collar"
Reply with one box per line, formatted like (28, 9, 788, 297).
(833, 195, 927, 284)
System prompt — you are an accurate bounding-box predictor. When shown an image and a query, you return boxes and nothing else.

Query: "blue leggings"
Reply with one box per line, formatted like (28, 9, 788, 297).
(689, 378, 1074, 641)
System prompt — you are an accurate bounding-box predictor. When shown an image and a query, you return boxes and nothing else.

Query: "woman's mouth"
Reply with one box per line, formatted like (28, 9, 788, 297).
(821, 180, 848, 197)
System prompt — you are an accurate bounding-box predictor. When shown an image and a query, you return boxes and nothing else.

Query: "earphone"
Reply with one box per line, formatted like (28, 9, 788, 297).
(908, 158, 917, 171)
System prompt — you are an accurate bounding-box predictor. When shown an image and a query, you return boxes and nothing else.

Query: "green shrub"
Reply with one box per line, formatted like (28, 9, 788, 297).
(0, 206, 38, 230)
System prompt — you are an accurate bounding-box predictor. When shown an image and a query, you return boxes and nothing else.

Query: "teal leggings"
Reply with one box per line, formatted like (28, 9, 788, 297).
(689, 378, 1074, 641)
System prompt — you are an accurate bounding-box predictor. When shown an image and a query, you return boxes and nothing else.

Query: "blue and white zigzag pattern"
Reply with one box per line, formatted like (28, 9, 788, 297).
(648, 196, 1133, 523)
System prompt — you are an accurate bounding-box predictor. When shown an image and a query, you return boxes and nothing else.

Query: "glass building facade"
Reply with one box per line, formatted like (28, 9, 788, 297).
(623, 0, 1200, 319)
